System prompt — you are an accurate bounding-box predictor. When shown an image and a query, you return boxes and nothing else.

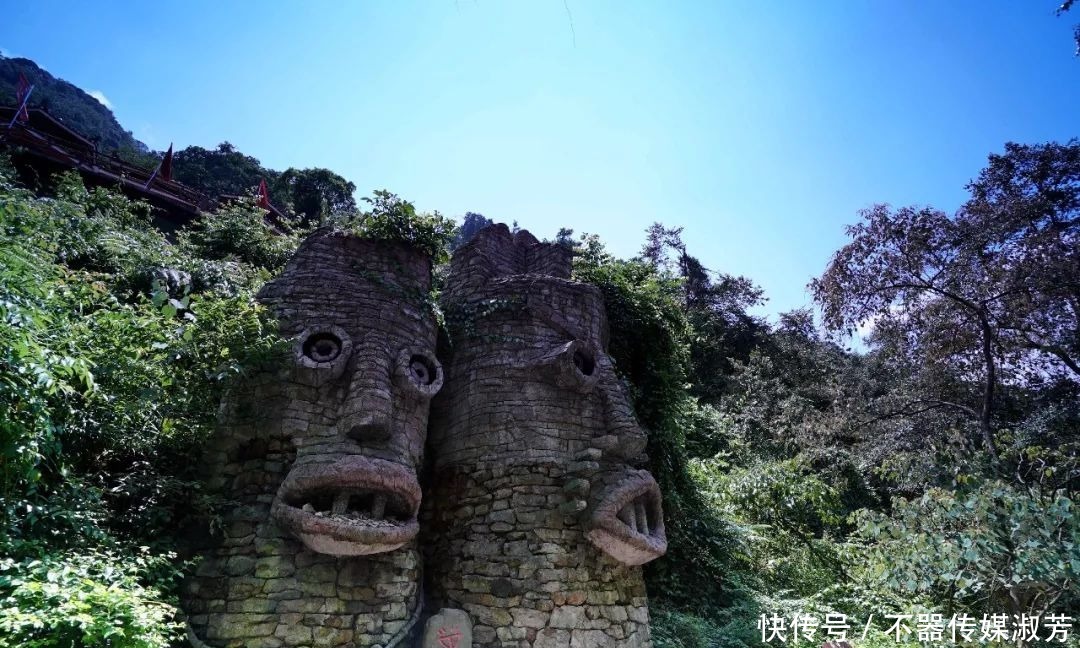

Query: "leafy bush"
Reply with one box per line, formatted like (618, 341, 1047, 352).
(694, 458, 845, 596)
(652, 607, 726, 648)
(851, 480, 1079, 619)
(0, 166, 286, 640)
(334, 189, 456, 264)
(652, 602, 765, 648)
(573, 237, 755, 619)
(179, 198, 299, 272)
(0, 550, 182, 648)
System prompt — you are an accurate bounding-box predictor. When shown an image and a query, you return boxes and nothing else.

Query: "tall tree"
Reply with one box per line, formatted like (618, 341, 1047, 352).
(452, 211, 494, 249)
(639, 222, 767, 400)
(812, 140, 1080, 462)
(962, 140, 1080, 381)
(274, 167, 357, 227)
(171, 142, 280, 203)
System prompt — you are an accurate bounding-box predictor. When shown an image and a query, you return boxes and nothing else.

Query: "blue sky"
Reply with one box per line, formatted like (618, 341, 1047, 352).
(3, 2, 1078, 318)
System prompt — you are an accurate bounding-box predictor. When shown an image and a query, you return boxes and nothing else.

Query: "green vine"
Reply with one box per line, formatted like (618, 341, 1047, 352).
(347, 260, 439, 316)
(442, 296, 528, 346)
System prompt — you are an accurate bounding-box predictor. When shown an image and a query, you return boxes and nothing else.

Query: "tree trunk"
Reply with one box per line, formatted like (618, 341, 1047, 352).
(979, 315, 1000, 462)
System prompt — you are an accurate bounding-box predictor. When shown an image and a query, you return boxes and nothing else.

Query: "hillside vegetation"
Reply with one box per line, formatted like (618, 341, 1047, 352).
(1, 56, 358, 229)
(0, 58, 1078, 648)
(0, 56, 146, 155)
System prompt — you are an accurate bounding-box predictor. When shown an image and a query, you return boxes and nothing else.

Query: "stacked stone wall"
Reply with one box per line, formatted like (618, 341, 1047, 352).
(422, 463, 651, 648)
(422, 224, 665, 648)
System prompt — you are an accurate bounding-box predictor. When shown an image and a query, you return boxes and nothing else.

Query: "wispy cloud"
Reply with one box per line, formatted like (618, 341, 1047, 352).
(88, 90, 113, 110)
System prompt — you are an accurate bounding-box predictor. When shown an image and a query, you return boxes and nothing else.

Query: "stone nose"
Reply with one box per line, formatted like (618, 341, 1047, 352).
(596, 362, 648, 460)
(341, 411, 391, 443)
(337, 348, 394, 446)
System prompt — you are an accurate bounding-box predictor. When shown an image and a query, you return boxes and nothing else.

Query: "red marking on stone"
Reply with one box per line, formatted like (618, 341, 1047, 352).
(437, 626, 462, 648)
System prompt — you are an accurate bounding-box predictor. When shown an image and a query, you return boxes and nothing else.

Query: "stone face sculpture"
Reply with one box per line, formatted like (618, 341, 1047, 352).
(184, 230, 441, 647)
(422, 224, 666, 648)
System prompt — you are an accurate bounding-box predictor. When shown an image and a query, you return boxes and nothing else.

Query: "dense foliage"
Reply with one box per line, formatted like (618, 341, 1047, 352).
(170, 142, 280, 204)
(332, 189, 457, 264)
(0, 164, 286, 645)
(165, 143, 361, 231)
(0, 550, 182, 648)
(553, 141, 1079, 648)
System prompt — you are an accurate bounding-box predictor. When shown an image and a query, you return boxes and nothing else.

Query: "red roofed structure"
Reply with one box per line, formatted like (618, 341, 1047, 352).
(1, 106, 289, 233)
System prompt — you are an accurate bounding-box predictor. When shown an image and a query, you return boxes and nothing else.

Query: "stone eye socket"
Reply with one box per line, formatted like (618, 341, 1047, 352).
(536, 340, 600, 393)
(303, 333, 342, 363)
(294, 326, 353, 386)
(395, 348, 443, 398)
(572, 349, 596, 376)
(408, 355, 437, 386)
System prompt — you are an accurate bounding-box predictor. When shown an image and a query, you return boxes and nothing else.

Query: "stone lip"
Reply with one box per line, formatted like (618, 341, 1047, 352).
(586, 469, 667, 566)
(272, 455, 421, 556)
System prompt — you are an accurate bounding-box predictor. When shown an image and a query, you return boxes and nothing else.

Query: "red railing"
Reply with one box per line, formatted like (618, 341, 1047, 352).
(2, 122, 212, 212)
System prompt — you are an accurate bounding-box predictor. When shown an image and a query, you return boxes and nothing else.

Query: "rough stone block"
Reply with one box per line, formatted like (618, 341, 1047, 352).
(423, 608, 473, 648)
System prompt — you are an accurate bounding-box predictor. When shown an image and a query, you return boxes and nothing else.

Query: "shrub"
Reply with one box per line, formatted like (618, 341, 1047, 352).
(0, 550, 182, 648)
(179, 198, 298, 272)
(334, 189, 456, 264)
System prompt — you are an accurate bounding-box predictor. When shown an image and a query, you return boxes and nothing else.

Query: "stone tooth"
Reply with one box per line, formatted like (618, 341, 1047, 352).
(618, 503, 637, 533)
(332, 491, 350, 516)
(301, 503, 315, 513)
(371, 493, 387, 519)
(635, 497, 648, 536)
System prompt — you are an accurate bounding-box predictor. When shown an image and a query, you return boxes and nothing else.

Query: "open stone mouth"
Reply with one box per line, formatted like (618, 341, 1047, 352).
(271, 456, 420, 556)
(586, 470, 668, 566)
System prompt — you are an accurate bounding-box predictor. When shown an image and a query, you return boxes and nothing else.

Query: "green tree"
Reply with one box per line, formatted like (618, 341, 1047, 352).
(171, 142, 280, 203)
(574, 233, 757, 632)
(335, 189, 456, 264)
(0, 550, 182, 648)
(179, 198, 299, 272)
(638, 223, 768, 401)
(0, 168, 285, 647)
(852, 481, 1079, 621)
(812, 141, 1080, 467)
(452, 211, 494, 249)
(274, 167, 357, 228)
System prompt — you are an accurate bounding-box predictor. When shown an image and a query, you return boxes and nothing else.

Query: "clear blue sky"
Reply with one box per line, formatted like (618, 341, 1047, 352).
(3, 2, 1078, 318)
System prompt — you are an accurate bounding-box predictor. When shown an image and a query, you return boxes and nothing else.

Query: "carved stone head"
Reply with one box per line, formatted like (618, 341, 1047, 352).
(184, 230, 439, 647)
(434, 224, 667, 565)
(423, 224, 664, 647)
(260, 232, 443, 556)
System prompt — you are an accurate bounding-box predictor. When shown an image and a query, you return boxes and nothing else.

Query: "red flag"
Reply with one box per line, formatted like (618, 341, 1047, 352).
(160, 144, 173, 182)
(143, 143, 173, 189)
(15, 73, 31, 123)
(257, 178, 271, 209)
